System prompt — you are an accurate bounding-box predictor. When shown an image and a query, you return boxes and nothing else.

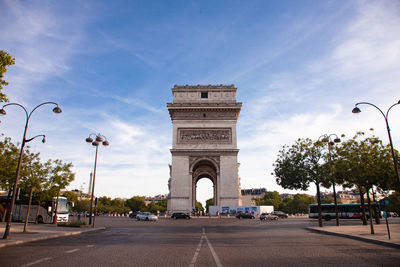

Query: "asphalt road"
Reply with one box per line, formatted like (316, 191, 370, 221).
(0, 217, 399, 267)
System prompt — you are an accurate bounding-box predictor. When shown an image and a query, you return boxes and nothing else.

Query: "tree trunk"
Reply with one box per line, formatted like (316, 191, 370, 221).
(35, 193, 42, 224)
(1, 188, 12, 222)
(371, 187, 381, 224)
(23, 187, 34, 232)
(366, 189, 375, 234)
(316, 182, 323, 227)
(359, 188, 367, 225)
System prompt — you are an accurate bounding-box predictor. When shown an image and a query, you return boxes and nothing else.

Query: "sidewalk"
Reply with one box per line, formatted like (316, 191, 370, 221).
(0, 222, 105, 248)
(308, 223, 400, 249)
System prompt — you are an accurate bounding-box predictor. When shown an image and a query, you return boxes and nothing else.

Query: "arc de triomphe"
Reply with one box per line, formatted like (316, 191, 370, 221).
(167, 84, 242, 213)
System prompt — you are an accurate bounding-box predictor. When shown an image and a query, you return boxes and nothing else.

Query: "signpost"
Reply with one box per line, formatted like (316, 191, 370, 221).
(379, 199, 391, 240)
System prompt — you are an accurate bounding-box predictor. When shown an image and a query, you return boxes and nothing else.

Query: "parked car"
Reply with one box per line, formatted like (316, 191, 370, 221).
(129, 211, 138, 218)
(260, 213, 278, 221)
(236, 213, 255, 219)
(136, 212, 158, 221)
(171, 212, 191, 219)
(273, 211, 288, 218)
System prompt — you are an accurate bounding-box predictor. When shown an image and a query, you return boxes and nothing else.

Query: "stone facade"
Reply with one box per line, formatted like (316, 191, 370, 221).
(167, 85, 242, 213)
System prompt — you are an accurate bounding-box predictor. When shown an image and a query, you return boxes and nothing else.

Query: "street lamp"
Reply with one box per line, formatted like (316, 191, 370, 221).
(352, 100, 400, 192)
(318, 134, 341, 226)
(0, 102, 62, 239)
(85, 133, 109, 226)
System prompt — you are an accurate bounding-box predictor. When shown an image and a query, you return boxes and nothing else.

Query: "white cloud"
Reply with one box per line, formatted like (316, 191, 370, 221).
(237, 0, 400, 195)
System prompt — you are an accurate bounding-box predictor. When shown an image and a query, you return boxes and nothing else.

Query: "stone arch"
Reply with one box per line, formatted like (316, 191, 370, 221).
(191, 158, 219, 208)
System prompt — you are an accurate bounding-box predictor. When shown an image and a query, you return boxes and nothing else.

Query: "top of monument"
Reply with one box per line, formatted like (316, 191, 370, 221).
(173, 84, 236, 90)
(171, 84, 238, 103)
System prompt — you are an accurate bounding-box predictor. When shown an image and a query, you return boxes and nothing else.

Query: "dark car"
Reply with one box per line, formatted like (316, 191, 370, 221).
(129, 211, 138, 218)
(273, 211, 288, 218)
(236, 213, 255, 219)
(171, 212, 191, 219)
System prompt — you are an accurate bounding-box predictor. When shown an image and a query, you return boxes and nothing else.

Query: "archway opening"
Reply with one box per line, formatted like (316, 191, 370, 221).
(196, 177, 214, 213)
(191, 159, 218, 212)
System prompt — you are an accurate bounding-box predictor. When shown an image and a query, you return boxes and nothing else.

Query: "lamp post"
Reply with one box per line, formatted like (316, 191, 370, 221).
(352, 100, 400, 193)
(0, 102, 62, 239)
(318, 134, 341, 226)
(85, 133, 109, 226)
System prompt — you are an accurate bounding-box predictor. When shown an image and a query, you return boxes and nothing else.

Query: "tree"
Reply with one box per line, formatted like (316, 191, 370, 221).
(0, 136, 19, 194)
(73, 199, 91, 213)
(282, 194, 316, 214)
(195, 201, 204, 213)
(0, 50, 15, 102)
(18, 150, 42, 232)
(321, 196, 335, 204)
(386, 192, 400, 216)
(274, 138, 328, 227)
(255, 191, 282, 210)
(48, 159, 75, 223)
(125, 196, 146, 212)
(205, 198, 214, 213)
(334, 132, 398, 228)
(146, 199, 167, 214)
(62, 191, 78, 205)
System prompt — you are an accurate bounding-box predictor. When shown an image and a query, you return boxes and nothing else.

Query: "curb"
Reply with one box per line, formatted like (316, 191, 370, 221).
(306, 227, 400, 249)
(0, 227, 106, 248)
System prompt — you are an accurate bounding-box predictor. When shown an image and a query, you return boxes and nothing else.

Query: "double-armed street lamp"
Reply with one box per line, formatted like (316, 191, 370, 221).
(0, 102, 62, 239)
(352, 100, 400, 193)
(318, 134, 341, 226)
(85, 133, 109, 226)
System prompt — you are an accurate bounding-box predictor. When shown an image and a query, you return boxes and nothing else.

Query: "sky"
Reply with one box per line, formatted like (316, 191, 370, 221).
(0, 0, 399, 207)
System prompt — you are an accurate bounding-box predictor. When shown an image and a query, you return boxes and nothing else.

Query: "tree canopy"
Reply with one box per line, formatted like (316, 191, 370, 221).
(0, 50, 15, 102)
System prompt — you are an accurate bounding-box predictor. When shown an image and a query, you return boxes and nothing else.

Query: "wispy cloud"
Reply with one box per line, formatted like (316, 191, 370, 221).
(238, 0, 400, 195)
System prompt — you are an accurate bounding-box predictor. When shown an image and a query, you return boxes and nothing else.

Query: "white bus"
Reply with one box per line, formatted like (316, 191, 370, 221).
(12, 196, 71, 223)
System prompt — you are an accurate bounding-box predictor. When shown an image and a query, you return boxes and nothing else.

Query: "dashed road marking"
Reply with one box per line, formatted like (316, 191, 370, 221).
(65, 248, 80, 254)
(22, 257, 52, 267)
(189, 234, 204, 267)
(86, 245, 95, 248)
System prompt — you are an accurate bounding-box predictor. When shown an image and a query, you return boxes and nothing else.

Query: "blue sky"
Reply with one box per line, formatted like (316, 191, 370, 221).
(1, 0, 399, 206)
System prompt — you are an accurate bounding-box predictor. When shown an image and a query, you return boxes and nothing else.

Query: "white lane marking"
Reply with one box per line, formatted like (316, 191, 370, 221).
(86, 245, 95, 248)
(190, 228, 223, 267)
(203, 228, 223, 267)
(189, 234, 204, 267)
(65, 248, 80, 254)
(22, 257, 52, 267)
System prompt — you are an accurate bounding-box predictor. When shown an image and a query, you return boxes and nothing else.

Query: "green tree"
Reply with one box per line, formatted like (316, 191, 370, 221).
(18, 150, 42, 231)
(125, 196, 146, 212)
(205, 198, 214, 213)
(48, 160, 75, 223)
(195, 201, 204, 213)
(386, 192, 400, 216)
(274, 138, 328, 227)
(0, 136, 19, 195)
(321, 196, 335, 204)
(62, 191, 78, 205)
(73, 199, 91, 213)
(334, 132, 398, 227)
(281, 194, 316, 214)
(0, 50, 15, 102)
(255, 191, 282, 210)
(147, 200, 167, 214)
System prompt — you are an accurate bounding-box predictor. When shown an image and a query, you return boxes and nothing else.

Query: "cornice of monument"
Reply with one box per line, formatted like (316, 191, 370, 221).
(172, 84, 236, 91)
(170, 149, 239, 156)
(167, 102, 242, 108)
